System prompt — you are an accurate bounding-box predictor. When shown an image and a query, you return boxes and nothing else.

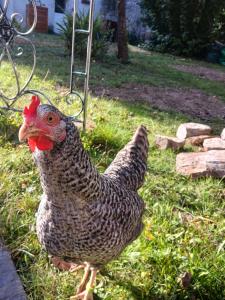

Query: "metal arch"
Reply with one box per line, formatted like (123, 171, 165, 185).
(0, 0, 95, 129)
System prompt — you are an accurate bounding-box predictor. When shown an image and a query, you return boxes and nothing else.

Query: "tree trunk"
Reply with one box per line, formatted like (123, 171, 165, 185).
(117, 0, 128, 63)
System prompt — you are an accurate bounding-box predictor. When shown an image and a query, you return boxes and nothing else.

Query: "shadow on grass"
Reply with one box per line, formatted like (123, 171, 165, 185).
(100, 268, 147, 300)
(9, 33, 225, 100)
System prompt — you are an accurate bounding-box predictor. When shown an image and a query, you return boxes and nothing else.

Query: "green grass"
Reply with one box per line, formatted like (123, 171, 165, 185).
(0, 34, 225, 300)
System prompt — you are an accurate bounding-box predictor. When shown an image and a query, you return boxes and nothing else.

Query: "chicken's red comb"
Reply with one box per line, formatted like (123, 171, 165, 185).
(23, 96, 41, 116)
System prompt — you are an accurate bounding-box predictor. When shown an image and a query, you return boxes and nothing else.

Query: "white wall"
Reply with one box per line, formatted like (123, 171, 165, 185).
(66, 0, 102, 18)
(13, 1, 26, 25)
(2, 0, 103, 33)
(2, 0, 147, 37)
(54, 0, 102, 33)
(41, 0, 55, 28)
(0, 0, 13, 18)
(126, 0, 146, 37)
(4, 1, 26, 27)
(3, 0, 54, 29)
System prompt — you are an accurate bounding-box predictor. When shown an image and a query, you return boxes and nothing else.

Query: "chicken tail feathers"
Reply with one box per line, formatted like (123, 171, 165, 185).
(104, 125, 149, 191)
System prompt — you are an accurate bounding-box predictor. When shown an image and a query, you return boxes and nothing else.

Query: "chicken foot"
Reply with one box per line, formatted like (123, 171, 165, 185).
(70, 265, 98, 300)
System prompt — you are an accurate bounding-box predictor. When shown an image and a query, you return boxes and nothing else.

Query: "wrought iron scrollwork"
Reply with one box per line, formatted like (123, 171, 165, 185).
(0, 0, 94, 127)
(0, 0, 51, 112)
(0, 9, 15, 43)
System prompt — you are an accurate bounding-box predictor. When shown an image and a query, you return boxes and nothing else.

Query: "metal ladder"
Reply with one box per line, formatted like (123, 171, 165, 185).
(69, 0, 95, 131)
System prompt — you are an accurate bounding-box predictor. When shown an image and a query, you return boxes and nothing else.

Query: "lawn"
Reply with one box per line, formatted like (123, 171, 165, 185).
(0, 33, 225, 300)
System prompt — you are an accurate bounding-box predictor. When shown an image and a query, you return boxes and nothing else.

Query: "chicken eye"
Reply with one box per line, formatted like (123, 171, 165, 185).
(46, 113, 58, 125)
(48, 116, 53, 122)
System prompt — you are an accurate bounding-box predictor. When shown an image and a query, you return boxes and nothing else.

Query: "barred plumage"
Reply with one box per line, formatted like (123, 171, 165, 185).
(35, 119, 148, 266)
(104, 125, 149, 191)
(19, 101, 149, 298)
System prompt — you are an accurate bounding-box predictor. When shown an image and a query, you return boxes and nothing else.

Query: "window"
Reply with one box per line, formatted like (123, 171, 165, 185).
(55, 0, 66, 13)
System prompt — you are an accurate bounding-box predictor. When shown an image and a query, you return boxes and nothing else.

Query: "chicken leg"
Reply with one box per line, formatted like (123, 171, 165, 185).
(51, 256, 85, 272)
(70, 266, 98, 300)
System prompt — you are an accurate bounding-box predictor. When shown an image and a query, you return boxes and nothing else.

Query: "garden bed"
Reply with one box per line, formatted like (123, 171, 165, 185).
(93, 84, 225, 121)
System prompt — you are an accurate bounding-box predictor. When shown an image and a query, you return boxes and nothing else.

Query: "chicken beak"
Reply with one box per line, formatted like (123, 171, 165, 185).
(19, 123, 29, 142)
(18, 122, 39, 142)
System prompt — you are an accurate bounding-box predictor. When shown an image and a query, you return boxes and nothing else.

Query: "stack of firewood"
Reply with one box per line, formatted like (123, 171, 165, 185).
(155, 123, 225, 179)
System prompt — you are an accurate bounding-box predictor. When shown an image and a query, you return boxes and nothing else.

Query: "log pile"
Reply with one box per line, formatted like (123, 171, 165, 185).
(176, 151, 225, 178)
(221, 128, 225, 140)
(155, 135, 185, 150)
(155, 122, 225, 179)
(203, 138, 225, 151)
(185, 135, 215, 146)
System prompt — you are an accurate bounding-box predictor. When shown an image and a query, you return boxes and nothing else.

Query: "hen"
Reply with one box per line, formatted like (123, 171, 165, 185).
(18, 96, 149, 300)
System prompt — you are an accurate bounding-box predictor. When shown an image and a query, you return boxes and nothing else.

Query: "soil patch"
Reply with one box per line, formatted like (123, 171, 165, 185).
(92, 84, 225, 121)
(173, 65, 225, 83)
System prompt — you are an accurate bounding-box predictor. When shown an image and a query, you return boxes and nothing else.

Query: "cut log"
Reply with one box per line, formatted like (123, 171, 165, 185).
(176, 123, 212, 140)
(221, 128, 225, 140)
(203, 138, 225, 151)
(206, 150, 225, 178)
(155, 135, 185, 150)
(185, 135, 215, 146)
(176, 152, 207, 178)
(176, 150, 225, 178)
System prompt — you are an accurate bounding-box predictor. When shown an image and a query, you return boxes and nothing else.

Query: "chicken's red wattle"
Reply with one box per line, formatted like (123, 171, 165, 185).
(28, 136, 54, 152)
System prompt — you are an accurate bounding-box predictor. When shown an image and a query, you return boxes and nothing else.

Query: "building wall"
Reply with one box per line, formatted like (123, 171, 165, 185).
(42, 0, 55, 28)
(54, 0, 103, 33)
(101, 0, 148, 39)
(2, 0, 54, 29)
(126, 0, 147, 38)
(13, 1, 26, 25)
(3, 1, 26, 27)
(0, 0, 14, 18)
(66, 0, 102, 18)
(2, 0, 148, 38)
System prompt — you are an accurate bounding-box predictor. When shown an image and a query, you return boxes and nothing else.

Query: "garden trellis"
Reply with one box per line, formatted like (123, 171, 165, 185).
(0, 0, 95, 129)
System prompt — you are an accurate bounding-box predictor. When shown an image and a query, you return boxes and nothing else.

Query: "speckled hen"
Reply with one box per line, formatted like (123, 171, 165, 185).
(19, 96, 149, 300)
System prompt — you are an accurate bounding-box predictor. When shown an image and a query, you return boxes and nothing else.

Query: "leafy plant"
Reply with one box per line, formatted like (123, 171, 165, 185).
(57, 13, 111, 59)
(140, 0, 225, 57)
(214, 9, 225, 44)
(128, 31, 144, 46)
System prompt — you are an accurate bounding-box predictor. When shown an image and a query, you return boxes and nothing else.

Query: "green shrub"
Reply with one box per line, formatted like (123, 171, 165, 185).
(214, 9, 225, 44)
(128, 31, 144, 46)
(140, 0, 225, 57)
(57, 13, 111, 59)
